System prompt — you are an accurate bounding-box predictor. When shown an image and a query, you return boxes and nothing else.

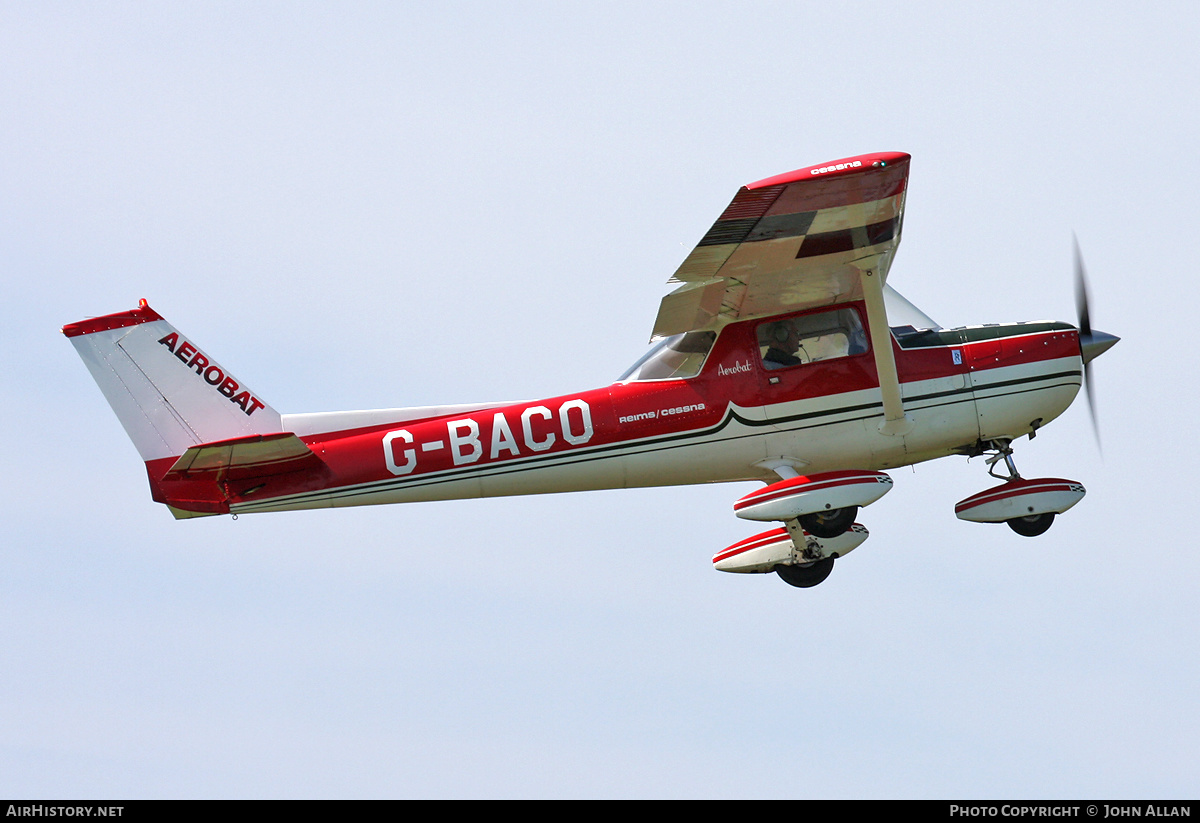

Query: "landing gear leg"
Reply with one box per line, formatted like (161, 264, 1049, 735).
(984, 439, 1021, 481)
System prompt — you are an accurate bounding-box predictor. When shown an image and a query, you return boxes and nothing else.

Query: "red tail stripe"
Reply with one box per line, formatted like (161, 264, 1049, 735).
(62, 299, 163, 338)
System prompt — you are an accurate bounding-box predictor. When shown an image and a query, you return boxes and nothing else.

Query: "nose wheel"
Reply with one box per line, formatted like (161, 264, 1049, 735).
(1006, 512, 1056, 537)
(957, 441, 1085, 535)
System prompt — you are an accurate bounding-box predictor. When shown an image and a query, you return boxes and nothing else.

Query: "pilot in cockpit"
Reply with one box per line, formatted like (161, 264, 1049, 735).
(762, 321, 804, 369)
(759, 309, 869, 370)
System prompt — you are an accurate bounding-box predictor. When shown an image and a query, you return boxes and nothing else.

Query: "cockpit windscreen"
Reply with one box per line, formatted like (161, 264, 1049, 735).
(619, 331, 716, 382)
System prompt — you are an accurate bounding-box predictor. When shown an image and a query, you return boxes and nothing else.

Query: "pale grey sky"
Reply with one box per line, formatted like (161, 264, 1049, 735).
(2, 1, 1196, 798)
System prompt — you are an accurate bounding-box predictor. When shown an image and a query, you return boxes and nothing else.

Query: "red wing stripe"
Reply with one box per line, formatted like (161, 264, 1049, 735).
(795, 217, 898, 260)
(747, 152, 909, 189)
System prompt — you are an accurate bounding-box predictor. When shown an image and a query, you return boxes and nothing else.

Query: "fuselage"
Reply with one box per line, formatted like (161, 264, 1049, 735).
(144, 301, 1083, 517)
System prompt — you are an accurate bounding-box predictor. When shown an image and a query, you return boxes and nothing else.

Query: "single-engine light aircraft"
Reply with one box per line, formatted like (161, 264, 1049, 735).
(64, 152, 1118, 588)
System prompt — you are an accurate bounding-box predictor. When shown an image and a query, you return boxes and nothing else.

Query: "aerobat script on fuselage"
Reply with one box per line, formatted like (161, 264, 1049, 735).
(64, 151, 1119, 589)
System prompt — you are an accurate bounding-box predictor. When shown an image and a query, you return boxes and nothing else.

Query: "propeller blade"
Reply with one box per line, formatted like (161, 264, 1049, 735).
(1072, 234, 1118, 453)
(1083, 359, 1100, 452)
(1073, 233, 1091, 338)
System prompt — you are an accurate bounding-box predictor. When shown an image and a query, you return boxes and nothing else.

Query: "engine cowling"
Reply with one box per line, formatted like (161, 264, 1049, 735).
(955, 477, 1086, 523)
(713, 523, 869, 574)
(733, 470, 894, 523)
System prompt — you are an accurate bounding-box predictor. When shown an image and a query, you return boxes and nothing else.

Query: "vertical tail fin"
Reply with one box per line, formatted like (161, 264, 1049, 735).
(63, 300, 283, 463)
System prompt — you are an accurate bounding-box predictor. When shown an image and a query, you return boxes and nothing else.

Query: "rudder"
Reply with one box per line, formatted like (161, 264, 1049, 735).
(63, 300, 283, 463)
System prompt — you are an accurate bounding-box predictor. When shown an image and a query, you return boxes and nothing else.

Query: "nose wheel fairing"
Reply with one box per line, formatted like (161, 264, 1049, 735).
(955, 477, 1086, 527)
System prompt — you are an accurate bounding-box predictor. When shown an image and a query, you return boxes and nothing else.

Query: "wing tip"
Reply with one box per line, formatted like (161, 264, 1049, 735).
(747, 151, 910, 190)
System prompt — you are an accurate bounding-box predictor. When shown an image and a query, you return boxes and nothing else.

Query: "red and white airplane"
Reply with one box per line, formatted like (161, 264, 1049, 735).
(64, 152, 1118, 588)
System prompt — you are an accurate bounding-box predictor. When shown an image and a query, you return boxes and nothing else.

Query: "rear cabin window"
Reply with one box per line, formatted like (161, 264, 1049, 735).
(757, 308, 868, 370)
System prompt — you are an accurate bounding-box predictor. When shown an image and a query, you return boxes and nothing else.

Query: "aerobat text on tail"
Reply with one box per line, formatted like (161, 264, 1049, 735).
(64, 151, 1119, 587)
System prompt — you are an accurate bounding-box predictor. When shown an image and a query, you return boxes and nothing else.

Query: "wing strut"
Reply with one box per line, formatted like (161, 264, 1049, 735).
(859, 268, 913, 436)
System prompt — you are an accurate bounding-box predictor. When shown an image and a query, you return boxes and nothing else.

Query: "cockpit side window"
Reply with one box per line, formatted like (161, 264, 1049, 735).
(757, 308, 868, 370)
(619, 331, 717, 382)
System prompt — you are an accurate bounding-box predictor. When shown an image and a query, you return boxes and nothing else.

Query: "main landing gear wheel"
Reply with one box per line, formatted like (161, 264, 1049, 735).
(776, 557, 835, 588)
(1007, 512, 1056, 537)
(799, 506, 858, 538)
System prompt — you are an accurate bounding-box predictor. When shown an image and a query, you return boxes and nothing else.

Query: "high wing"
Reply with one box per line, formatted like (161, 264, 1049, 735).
(652, 151, 910, 339)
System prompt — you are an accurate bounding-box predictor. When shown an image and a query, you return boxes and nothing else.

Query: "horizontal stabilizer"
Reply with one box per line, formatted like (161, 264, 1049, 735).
(164, 432, 325, 482)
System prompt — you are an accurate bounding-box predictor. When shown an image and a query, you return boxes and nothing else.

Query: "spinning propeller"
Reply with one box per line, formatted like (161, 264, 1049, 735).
(1073, 234, 1120, 449)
